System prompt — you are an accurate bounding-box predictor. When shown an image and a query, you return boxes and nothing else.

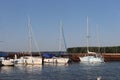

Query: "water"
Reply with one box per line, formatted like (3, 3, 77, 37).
(0, 62, 120, 80)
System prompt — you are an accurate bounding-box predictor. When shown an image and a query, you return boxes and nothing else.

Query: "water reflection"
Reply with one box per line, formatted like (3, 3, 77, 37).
(0, 62, 120, 80)
(0, 66, 14, 74)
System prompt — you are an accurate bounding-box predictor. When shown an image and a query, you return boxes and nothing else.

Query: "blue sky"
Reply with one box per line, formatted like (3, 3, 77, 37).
(0, 0, 120, 52)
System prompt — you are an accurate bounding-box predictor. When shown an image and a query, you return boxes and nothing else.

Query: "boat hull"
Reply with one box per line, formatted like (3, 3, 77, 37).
(25, 57, 42, 65)
(44, 57, 69, 64)
(79, 56, 104, 63)
(1, 59, 15, 66)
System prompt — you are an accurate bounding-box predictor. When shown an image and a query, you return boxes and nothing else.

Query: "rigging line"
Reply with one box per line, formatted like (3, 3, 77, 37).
(59, 19, 67, 52)
(31, 26, 41, 56)
(61, 23, 67, 52)
(27, 16, 41, 56)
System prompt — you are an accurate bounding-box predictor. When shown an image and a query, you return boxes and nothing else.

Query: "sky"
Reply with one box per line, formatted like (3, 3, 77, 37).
(0, 0, 120, 52)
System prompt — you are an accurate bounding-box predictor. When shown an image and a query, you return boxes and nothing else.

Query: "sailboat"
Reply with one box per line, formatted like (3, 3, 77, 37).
(25, 17, 42, 65)
(0, 53, 16, 66)
(15, 17, 42, 65)
(79, 16, 104, 63)
(44, 19, 69, 64)
(1, 57, 15, 66)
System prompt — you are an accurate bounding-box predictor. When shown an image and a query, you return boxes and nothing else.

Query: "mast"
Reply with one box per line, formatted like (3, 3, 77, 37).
(59, 19, 62, 52)
(96, 25, 100, 53)
(86, 16, 90, 53)
(28, 16, 32, 56)
(96, 24, 100, 53)
(59, 19, 67, 53)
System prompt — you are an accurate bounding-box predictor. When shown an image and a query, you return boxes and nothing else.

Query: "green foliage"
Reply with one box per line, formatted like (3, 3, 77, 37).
(67, 46, 120, 53)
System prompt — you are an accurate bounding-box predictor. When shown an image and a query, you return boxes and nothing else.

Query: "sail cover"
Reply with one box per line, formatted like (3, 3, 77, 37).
(0, 52, 8, 57)
(42, 53, 54, 58)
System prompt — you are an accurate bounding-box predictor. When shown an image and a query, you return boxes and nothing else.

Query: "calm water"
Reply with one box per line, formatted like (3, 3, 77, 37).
(0, 62, 120, 80)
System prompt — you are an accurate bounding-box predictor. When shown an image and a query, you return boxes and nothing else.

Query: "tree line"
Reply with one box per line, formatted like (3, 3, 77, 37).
(67, 46, 120, 53)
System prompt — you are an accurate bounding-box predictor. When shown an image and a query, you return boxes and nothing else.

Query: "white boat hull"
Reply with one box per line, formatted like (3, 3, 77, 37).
(15, 58, 26, 64)
(25, 57, 42, 65)
(15, 57, 42, 65)
(79, 56, 104, 63)
(1, 59, 15, 66)
(44, 57, 69, 64)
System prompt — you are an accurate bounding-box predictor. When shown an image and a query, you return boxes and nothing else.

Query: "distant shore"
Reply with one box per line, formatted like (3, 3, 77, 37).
(69, 53, 120, 62)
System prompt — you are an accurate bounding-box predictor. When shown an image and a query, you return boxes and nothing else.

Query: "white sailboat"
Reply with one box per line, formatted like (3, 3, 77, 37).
(79, 16, 104, 63)
(44, 19, 69, 64)
(1, 57, 15, 66)
(44, 56, 69, 64)
(25, 17, 42, 65)
(56, 19, 69, 64)
(15, 17, 42, 65)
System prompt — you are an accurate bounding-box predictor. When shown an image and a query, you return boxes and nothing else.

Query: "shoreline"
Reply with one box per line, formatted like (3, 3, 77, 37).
(69, 53, 120, 62)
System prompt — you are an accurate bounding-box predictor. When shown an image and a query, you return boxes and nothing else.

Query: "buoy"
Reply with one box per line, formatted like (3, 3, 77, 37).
(97, 76, 102, 80)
